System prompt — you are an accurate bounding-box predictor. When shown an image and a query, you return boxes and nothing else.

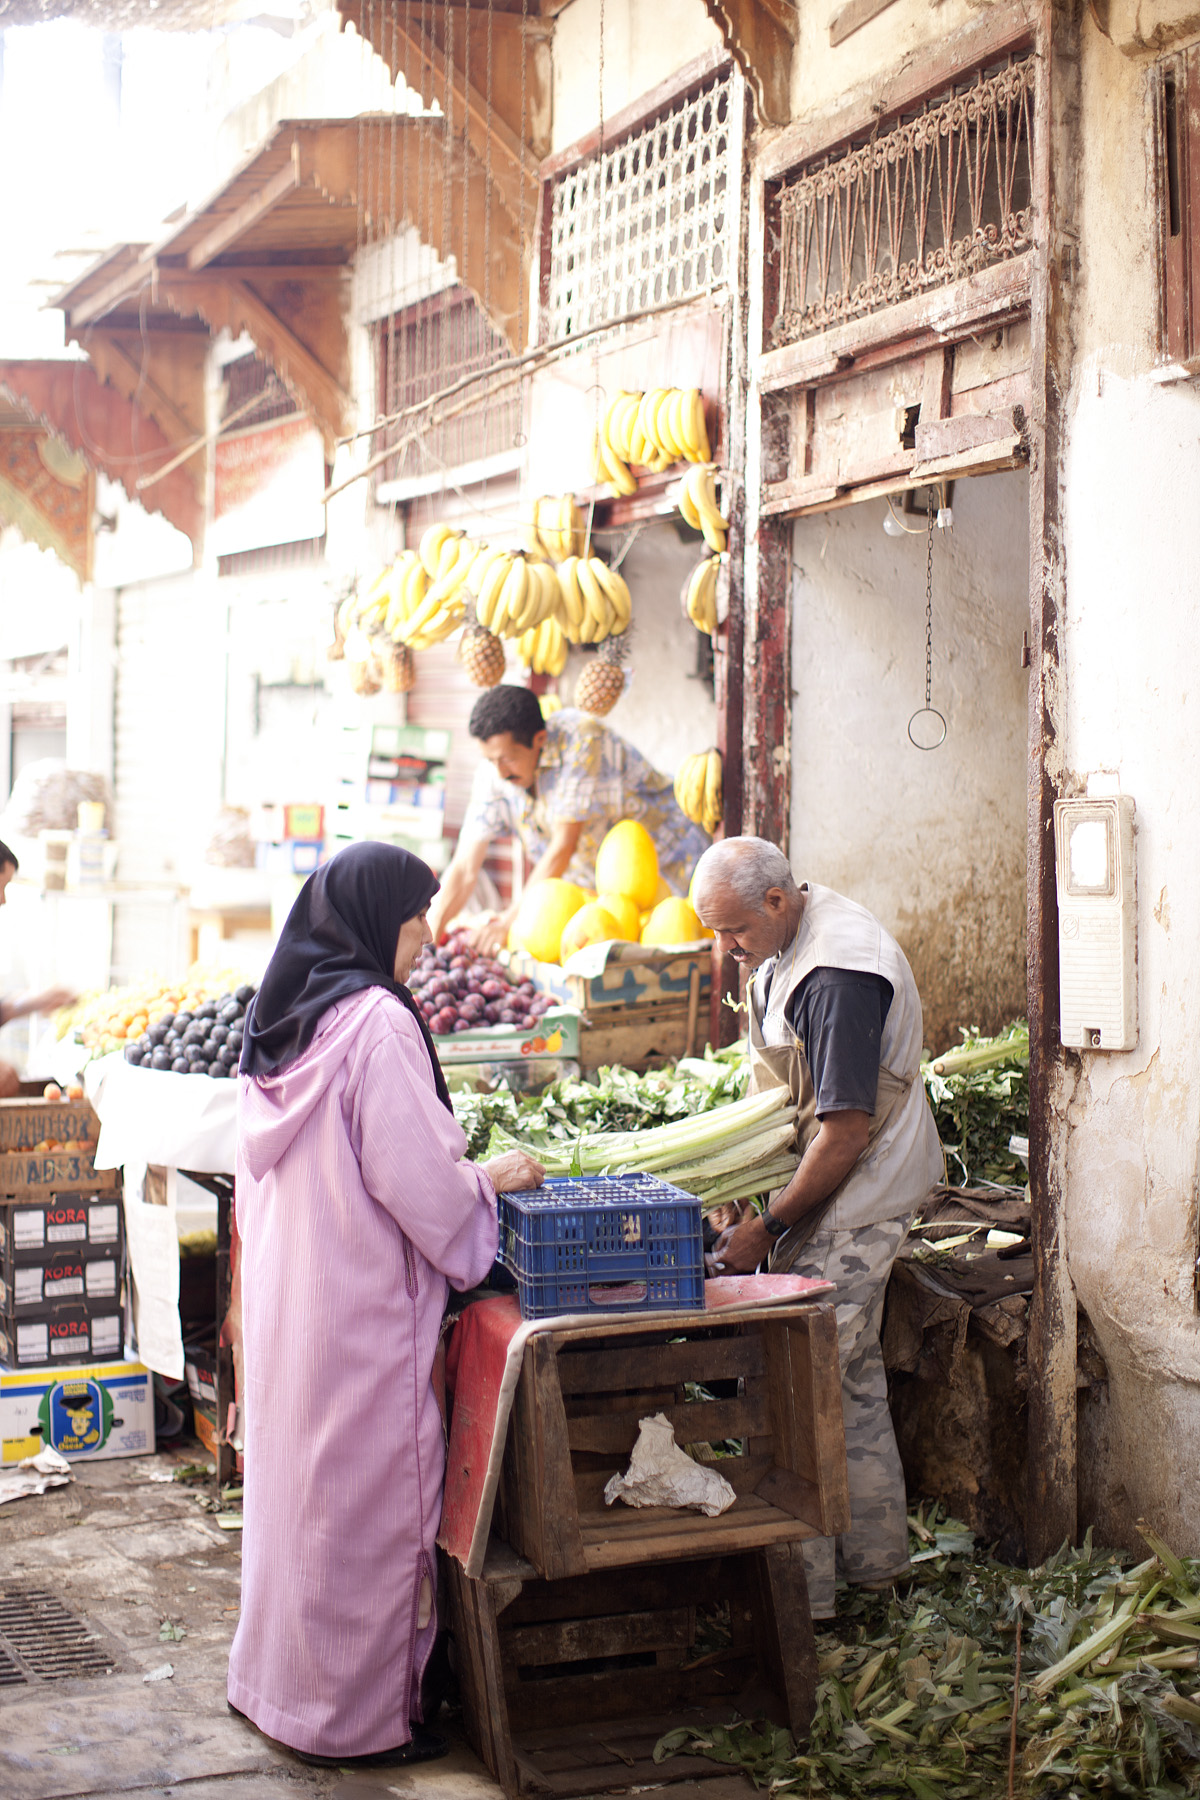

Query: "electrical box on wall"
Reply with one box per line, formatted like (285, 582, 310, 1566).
(1053, 795, 1137, 1051)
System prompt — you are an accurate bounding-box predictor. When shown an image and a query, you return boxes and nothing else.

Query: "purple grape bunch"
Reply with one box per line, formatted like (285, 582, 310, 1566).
(408, 930, 553, 1037)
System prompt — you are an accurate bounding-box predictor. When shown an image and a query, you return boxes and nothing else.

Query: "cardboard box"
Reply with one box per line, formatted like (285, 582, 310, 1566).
(185, 1345, 218, 1458)
(432, 1007, 581, 1066)
(1, 1194, 122, 1263)
(1, 1248, 122, 1315)
(0, 1303, 124, 1369)
(284, 803, 324, 840)
(0, 1097, 100, 1154)
(506, 945, 712, 1014)
(1, 1359, 154, 1462)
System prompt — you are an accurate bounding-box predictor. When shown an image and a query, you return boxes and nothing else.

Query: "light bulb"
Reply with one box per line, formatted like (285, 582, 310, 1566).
(882, 510, 904, 536)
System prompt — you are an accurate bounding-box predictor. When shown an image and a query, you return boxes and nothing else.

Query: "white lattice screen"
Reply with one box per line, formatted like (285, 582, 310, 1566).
(545, 71, 733, 342)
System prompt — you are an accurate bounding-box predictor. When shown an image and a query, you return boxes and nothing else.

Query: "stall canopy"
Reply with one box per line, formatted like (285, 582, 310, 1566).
(53, 115, 528, 477)
(0, 360, 204, 556)
(0, 396, 96, 583)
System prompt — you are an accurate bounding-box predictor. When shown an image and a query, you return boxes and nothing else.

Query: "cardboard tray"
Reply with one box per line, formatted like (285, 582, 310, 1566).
(0, 1301, 124, 1370)
(433, 1007, 581, 1066)
(1, 1248, 123, 1316)
(0, 1194, 123, 1264)
(0, 1097, 112, 1196)
(0, 1359, 153, 1462)
(507, 946, 712, 1015)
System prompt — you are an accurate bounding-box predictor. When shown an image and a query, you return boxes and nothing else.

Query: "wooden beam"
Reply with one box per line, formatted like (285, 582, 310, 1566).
(185, 151, 300, 270)
(65, 255, 156, 330)
(72, 330, 197, 447)
(161, 274, 352, 450)
(703, 0, 795, 126)
(829, 0, 902, 48)
(340, 4, 538, 229)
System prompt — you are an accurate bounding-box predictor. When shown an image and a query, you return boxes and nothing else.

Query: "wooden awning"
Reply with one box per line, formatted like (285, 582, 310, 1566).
(0, 402, 95, 585)
(54, 117, 526, 458)
(0, 359, 204, 554)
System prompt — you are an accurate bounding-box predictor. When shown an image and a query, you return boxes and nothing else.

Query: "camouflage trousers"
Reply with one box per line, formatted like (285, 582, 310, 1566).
(775, 1214, 913, 1618)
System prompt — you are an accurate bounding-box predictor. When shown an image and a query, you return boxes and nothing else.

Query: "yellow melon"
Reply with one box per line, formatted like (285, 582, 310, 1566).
(560, 901, 622, 961)
(640, 896, 712, 947)
(596, 891, 640, 941)
(594, 820, 659, 910)
(512, 878, 587, 963)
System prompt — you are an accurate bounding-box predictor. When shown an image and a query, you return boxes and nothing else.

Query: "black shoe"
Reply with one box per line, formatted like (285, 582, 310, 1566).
(228, 1704, 448, 1769)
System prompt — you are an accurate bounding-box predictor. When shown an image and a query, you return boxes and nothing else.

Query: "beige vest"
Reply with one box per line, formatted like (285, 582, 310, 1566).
(749, 883, 944, 1252)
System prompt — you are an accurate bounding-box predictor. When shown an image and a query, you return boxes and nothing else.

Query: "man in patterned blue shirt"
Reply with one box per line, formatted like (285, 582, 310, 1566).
(428, 687, 710, 953)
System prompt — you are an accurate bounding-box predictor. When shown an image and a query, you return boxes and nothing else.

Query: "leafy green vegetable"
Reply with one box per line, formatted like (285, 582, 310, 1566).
(654, 1505, 1200, 1798)
(922, 1021, 1029, 1188)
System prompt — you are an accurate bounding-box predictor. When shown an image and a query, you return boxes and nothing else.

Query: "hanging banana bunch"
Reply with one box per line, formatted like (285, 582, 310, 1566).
(593, 387, 712, 496)
(678, 465, 730, 553)
(683, 553, 721, 638)
(524, 495, 585, 562)
(476, 553, 567, 641)
(567, 554, 633, 645)
(393, 528, 476, 649)
(516, 617, 570, 678)
(674, 749, 724, 835)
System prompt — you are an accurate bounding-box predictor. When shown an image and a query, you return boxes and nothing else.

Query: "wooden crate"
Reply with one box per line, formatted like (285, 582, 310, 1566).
(495, 1303, 849, 1580)
(0, 1096, 113, 1197)
(447, 1538, 818, 1798)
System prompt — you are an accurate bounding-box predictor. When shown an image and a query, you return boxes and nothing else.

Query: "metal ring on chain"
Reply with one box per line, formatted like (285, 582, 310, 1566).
(908, 707, 948, 751)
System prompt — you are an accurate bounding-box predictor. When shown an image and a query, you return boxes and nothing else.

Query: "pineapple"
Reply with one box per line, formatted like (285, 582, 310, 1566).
(458, 624, 506, 687)
(575, 633, 629, 716)
(381, 642, 416, 693)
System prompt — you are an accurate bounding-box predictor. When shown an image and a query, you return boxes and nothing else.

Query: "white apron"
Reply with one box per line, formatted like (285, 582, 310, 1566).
(748, 883, 943, 1262)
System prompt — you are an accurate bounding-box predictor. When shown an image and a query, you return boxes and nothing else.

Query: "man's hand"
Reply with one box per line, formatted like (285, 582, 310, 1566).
(34, 986, 77, 1014)
(712, 1210, 772, 1273)
(711, 1110, 872, 1274)
(468, 910, 515, 958)
(0, 1061, 20, 1099)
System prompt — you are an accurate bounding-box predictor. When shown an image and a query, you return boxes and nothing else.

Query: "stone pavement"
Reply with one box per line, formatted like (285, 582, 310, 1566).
(0, 1448, 507, 1800)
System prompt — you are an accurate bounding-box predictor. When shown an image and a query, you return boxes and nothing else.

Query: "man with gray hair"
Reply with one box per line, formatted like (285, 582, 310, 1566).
(692, 837, 943, 1619)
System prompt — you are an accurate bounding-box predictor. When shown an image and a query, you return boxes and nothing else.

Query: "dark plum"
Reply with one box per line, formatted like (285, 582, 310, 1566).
(151, 1048, 172, 1070)
(171, 1057, 190, 1074)
(157, 1012, 176, 1031)
(235, 984, 256, 1005)
(208, 1062, 230, 1077)
(174, 1011, 194, 1029)
(431, 1008, 457, 1035)
(219, 1000, 242, 1025)
(452, 1018, 474, 1032)
(195, 1001, 218, 1020)
(208, 1023, 229, 1046)
(147, 1024, 168, 1046)
(480, 979, 505, 1001)
(124, 1045, 143, 1064)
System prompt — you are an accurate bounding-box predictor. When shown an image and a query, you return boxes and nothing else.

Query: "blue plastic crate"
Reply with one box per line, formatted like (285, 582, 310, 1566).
(496, 1174, 705, 1320)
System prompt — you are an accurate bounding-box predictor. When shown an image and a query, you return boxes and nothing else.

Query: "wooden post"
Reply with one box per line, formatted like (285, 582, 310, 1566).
(1025, 0, 1080, 1563)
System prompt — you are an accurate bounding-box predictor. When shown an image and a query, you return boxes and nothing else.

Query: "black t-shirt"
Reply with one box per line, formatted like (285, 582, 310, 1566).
(779, 966, 894, 1117)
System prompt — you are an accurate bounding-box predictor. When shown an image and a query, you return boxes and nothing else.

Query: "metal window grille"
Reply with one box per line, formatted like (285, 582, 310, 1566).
(545, 72, 733, 342)
(772, 55, 1035, 346)
(375, 286, 518, 481)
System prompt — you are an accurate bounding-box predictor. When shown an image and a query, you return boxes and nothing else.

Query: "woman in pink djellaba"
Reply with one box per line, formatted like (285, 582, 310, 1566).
(228, 841, 542, 1768)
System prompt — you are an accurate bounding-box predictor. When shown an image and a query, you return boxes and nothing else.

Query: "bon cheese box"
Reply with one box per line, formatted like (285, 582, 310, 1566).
(0, 1359, 153, 1462)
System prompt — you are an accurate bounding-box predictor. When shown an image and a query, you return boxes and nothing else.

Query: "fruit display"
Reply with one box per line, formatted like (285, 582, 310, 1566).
(457, 623, 507, 687)
(678, 464, 730, 553)
(594, 820, 660, 912)
(524, 495, 584, 563)
(674, 748, 724, 834)
(560, 900, 623, 961)
(575, 632, 630, 715)
(564, 554, 632, 644)
(641, 896, 712, 945)
(122, 985, 258, 1077)
(683, 552, 721, 636)
(593, 387, 712, 495)
(516, 617, 569, 677)
(510, 879, 587, 964)
(68, 967, 253, 1059)
(409, 931, 553, 1034)
(474, 551, 562, 640)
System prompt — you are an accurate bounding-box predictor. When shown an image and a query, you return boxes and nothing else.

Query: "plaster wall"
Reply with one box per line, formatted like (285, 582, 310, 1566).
(788, 472, 1029, 1054)
(550, 0, 723, 154)
(1053, 17, 1200, 1552)
(785, 0, 990, 128)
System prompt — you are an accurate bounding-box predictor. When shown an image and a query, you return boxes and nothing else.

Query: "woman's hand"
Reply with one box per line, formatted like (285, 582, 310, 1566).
(482, 1149, 544, 1192)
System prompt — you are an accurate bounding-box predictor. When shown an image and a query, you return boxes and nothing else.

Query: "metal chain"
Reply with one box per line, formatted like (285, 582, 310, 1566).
(924, 484, 934, 710)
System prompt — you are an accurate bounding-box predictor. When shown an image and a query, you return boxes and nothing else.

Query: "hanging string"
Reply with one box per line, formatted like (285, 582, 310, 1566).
(907, 487, 947, 751)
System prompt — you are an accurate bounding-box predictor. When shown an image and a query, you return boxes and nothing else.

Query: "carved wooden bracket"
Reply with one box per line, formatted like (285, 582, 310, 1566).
(702, 0, 796, 124)
(0, 425, 95, 583)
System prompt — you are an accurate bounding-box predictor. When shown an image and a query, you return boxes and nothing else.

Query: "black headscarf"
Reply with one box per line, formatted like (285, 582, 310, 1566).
(238, 841, 452, 1111)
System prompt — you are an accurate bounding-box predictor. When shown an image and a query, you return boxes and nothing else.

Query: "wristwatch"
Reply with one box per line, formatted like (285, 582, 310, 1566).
(761, 1207, 789, 1240)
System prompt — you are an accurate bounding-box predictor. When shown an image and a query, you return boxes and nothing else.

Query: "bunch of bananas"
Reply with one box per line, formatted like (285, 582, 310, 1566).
(674, 749, 723, 835)
(387, 525, 477, 648)
(683, 554, 721, 637)
(524, 495, 584, 562)
(558, 554, 632, 643)
(678, 465, 730, 553)
(516, 617, 569, 676)
(592, 387, 712, 496)
(475, 551, 564, 640)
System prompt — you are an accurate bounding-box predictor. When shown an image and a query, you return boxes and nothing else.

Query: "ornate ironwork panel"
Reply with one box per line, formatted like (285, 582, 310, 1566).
(772, 56, 1035, 345)
(546, 72, 733, 342)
